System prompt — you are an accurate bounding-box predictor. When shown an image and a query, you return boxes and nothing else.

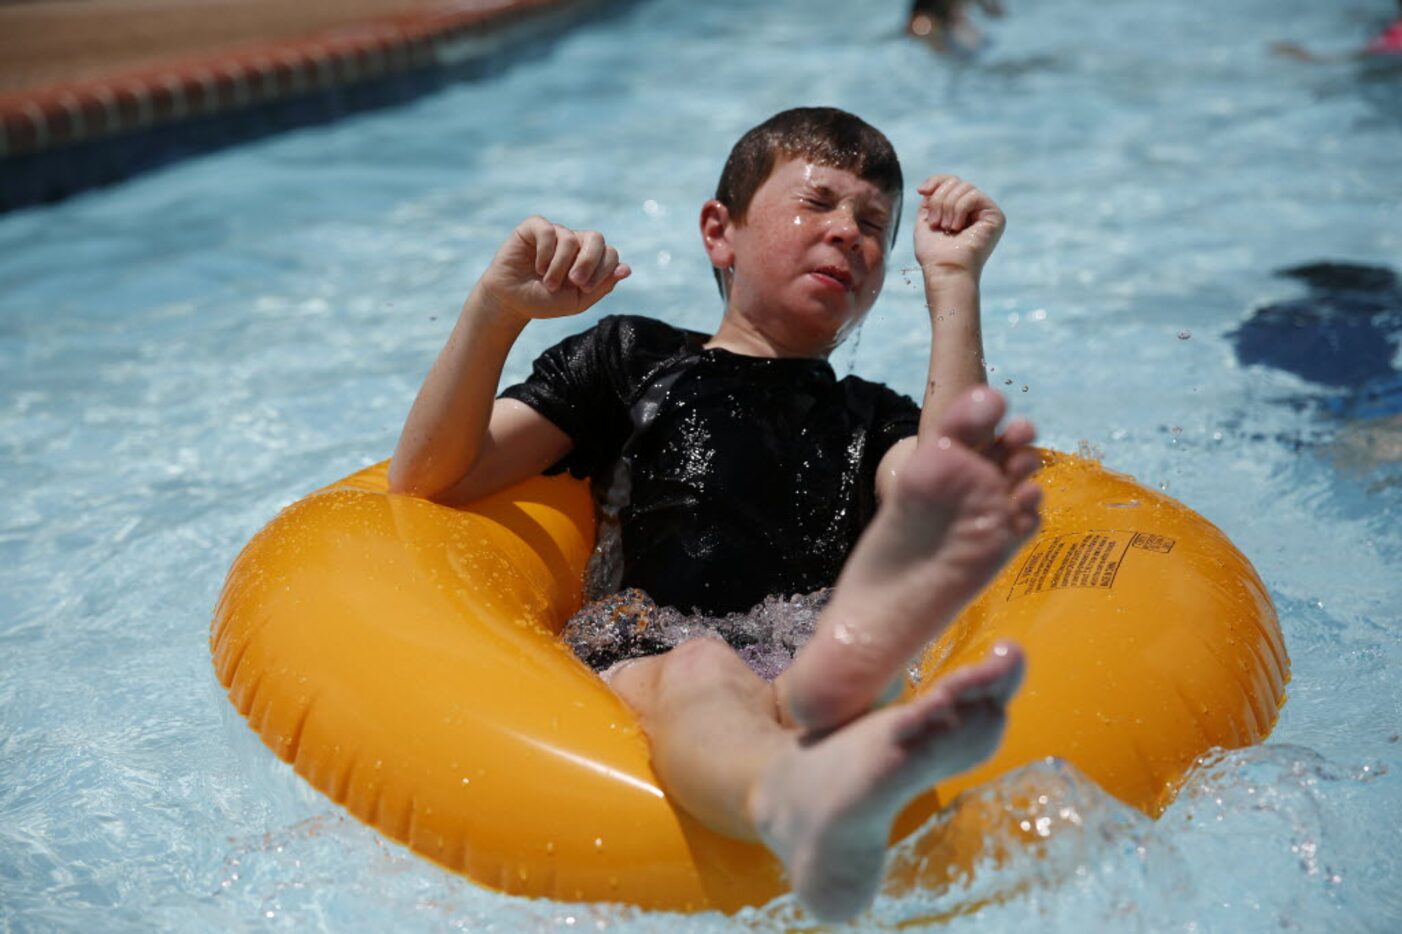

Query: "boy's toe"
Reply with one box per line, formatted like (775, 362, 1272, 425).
(1006, 449, 1042, 486)
(937, 388, 1007, 450)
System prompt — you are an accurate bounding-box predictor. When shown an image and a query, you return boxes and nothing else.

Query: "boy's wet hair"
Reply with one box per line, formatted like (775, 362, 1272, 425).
(713, 107, 904, 295)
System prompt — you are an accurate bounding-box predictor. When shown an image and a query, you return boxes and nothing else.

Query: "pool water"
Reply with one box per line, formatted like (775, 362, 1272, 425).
(3, 0, 1400, 929)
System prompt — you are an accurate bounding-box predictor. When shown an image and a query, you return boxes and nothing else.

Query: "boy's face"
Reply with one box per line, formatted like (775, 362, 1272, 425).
(723, 158, 894, 352)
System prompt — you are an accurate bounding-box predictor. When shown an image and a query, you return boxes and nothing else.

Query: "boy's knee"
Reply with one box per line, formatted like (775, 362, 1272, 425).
(605, 637, 747, 714)
(662, 635, 743, 678)
(656, 637, 764, 704)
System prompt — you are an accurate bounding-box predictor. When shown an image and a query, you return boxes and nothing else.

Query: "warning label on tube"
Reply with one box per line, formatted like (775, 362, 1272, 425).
(1006, 531, 1175, 600)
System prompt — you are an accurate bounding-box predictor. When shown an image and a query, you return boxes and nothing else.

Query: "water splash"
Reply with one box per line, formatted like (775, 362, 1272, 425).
(561, 588, 831, 681)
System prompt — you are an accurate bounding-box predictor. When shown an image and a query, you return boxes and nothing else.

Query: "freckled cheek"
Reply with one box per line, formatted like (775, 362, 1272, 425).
(864, 247, 887, 279)
(860, 255, 887, 301)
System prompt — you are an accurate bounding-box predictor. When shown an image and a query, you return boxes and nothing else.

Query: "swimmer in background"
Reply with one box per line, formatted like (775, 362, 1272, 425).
(389, 108, 1041, 923)
(1272, 1, 1402, 62)
(908, 0, 1005, 55)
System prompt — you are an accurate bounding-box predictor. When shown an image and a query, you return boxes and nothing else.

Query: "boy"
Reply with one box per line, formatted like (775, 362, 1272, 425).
(389, 108, 1041, 922)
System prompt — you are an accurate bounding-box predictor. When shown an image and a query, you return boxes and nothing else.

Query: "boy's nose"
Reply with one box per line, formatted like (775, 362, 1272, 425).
(824, 210, 860, 249)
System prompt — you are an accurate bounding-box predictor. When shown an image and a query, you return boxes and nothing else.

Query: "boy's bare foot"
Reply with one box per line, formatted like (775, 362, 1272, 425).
(778, 387, 1041, 734)
(751, 644, 1024, 923)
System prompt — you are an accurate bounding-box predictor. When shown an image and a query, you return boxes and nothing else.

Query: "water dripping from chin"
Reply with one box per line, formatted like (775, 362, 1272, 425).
(841, 318, 866, 375)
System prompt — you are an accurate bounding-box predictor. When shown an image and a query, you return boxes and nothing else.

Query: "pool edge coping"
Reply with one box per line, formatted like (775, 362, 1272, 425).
(0, 0, 595, 161)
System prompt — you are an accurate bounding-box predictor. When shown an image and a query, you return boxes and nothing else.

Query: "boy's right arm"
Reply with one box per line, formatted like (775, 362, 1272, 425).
(388, 216, 630, 504)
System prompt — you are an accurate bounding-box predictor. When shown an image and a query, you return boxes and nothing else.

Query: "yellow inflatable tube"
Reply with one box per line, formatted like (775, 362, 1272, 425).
(211, 452, 1288, 911)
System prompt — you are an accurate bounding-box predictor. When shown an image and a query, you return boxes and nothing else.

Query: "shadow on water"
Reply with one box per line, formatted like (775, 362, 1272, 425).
(1230, 262, 1401, 414)
(1227, 261, 1402, 482)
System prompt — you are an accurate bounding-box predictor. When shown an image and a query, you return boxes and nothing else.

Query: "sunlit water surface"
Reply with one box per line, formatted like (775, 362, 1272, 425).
(2, 0, 1400, 929)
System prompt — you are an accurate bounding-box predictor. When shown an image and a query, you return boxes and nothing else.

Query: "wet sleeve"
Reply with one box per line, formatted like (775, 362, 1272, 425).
(866, 383, 921, 469)
(499, 318, 632, 480)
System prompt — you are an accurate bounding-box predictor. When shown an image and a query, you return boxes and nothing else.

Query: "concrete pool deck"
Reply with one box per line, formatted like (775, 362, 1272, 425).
(0, 0, 611, 207)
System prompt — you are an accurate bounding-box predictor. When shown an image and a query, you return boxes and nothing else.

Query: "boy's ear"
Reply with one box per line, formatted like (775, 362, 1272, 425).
(699, 199, 736, 271)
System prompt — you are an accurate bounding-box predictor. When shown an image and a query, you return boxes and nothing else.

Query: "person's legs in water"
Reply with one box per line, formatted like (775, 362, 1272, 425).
(605, 386, 1041, 922)
(909, 0, 1004, 54)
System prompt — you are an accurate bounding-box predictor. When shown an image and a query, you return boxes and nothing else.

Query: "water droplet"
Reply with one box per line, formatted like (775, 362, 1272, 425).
(1177, 329, 1192, 340)
(1021, 385, 1029, 393)
(1003, 378, 1013, 385)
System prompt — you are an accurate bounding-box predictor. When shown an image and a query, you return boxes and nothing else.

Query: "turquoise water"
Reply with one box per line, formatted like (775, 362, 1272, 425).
(2, 0, 1400, 929)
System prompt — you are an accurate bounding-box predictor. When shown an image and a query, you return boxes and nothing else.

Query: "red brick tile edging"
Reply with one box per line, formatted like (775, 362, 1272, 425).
(0, 0, 580, 159)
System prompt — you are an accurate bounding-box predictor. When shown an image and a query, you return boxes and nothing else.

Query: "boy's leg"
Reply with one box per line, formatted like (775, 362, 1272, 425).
(607, 387, 1041, 922)
(777, 387, 1040, 734)
(606, 638, 784, 840)
(606, 636, 1023, 921)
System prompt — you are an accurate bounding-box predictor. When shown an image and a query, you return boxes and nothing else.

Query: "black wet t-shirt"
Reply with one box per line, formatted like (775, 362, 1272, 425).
(501, 315, 919, 614)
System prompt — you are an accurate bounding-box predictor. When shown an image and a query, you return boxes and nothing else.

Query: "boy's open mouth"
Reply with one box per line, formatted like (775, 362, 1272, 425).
(810, 265, 853, 290)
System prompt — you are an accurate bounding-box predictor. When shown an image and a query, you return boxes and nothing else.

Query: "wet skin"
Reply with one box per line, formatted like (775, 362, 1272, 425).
(701, 158, 895, 359)
(389, 141, 1027, 924)
(609, 387, 1041, 924)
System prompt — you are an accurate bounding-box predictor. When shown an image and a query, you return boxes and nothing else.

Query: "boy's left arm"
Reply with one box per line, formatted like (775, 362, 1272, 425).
(876, 175, 1006, 500)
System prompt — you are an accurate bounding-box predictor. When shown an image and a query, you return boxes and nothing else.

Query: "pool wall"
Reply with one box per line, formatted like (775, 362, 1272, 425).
(0, 0, 629, 212)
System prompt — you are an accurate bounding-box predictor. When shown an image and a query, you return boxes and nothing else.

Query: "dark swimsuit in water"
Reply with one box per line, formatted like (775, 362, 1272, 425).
(500, 314, 919, 670)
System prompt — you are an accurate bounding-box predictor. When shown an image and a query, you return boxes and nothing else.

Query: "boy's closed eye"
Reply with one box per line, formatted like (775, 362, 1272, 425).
(799, 187, 891, 237)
